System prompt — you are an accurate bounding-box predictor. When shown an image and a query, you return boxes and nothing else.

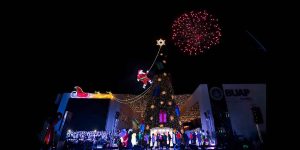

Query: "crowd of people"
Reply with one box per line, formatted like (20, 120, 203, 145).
(64, 130, 115, 149)
(63, 128, 214, 149)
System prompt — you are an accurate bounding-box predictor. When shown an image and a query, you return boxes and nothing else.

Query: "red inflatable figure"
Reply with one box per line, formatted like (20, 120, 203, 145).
(123, 132, 129, 147)
(74, 86, 89, 97)
(137, 70, 153, 89)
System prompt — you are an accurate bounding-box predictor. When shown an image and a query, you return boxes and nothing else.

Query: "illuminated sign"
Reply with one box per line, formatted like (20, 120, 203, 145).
(225, 89, 250, 97)
(70, 86, 114, 100)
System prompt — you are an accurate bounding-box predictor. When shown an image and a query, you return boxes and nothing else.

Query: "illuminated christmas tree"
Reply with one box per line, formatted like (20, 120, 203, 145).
(144, 39, 180, 131)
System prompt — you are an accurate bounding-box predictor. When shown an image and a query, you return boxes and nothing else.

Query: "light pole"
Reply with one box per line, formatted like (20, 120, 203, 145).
(246, 30, 267, 52)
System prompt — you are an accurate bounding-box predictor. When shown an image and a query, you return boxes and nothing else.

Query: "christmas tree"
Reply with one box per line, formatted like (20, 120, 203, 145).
(144, 39, 180, 132)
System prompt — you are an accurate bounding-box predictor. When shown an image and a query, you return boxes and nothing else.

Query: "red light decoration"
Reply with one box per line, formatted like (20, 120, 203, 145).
(171, 10, 222, 55)
(71, 86, 89, 98)
(137, 69, 153, 89)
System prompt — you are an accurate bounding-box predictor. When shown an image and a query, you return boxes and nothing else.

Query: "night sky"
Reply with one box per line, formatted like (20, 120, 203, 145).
(21, 1, 270, 145)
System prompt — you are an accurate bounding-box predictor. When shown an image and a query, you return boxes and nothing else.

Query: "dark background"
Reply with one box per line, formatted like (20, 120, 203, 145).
(10, 1, 271, 148)
(65, 99, 110, 131)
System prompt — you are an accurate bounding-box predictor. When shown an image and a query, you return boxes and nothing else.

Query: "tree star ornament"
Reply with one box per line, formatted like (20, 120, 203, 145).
(157, 39, 165, 47)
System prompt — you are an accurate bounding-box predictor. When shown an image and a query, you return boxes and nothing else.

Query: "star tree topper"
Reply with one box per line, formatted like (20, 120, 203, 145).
(157, 38, 165, 47)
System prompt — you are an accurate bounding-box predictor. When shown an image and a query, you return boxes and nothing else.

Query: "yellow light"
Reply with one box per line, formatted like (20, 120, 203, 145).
(91, 91, 114, 99)
(151, 105, 155, 109)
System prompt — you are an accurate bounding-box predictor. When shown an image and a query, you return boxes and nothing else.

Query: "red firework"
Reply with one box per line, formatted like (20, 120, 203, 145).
(171, 10, 222, 55)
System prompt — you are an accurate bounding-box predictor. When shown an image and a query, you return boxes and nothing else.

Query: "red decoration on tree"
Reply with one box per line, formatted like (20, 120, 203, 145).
(137, 69, 153, 89)
(171, 10, 222, 55)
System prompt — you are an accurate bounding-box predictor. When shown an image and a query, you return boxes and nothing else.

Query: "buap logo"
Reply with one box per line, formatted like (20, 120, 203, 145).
(210, 87, 224, 100)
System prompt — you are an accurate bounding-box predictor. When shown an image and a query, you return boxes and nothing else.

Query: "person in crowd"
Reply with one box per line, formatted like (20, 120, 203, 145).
(176, 131, 181, 146)
(127, 129, 133, 148)
(201, 130, 205, 146)
(151, 133, 156, 149)
(144, 133, 149, 148)
(163, 132, 168, 149)
(167, 132, 172, 148)
(172, 132, 176, 147)
(156, 133, 160, 148)
(183, 132, 189, 148)
(189, 132, 193, 144)
(131, 132, 137, 146)
(138, 131, 143, 146)
(197, 130, 202, 147)
(159, 133, 163, 149)
(42, 112, 62, 150)
(206, 130, 211, 145)
(192, 131, 196, 144)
